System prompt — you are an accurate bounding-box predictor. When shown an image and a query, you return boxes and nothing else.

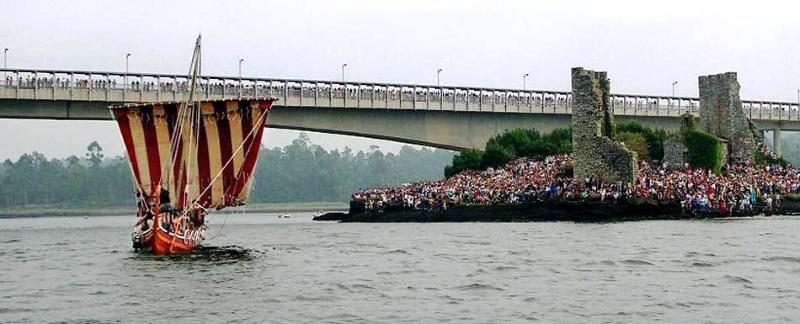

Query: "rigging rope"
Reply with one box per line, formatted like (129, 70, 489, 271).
(193, 108, 268, 207)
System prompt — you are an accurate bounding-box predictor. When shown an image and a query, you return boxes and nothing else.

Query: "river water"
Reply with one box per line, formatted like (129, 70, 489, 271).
(1, 213, 799, 323)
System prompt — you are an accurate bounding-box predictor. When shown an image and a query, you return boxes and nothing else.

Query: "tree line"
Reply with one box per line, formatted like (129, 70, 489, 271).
(0, 133, 453, 208)
(443, 119, 798, 178)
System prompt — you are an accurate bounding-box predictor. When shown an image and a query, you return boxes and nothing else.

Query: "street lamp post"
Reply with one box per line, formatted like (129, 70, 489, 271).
(437, 68, 442, 87)
(523, 73, 530, 91)
(341, 63, 347, 82)
(672, 81, 678, 97)
(238, 58, 244, 97)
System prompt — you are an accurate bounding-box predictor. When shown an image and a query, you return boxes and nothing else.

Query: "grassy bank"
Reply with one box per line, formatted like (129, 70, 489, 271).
(0, 201, 349, 218)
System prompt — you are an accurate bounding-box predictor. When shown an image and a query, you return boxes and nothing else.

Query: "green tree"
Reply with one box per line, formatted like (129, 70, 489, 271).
(617, 132, 649, 160)
(616, 121, 664, 160)
(443, 127, 573, 177)
(0, 136, 455, 208)
(444, 149, 483, 178)
(683, 130, 723, 173)
(85, 141, 104, 168)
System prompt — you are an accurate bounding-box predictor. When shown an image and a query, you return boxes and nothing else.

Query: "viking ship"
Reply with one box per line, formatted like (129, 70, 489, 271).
(111, 36, 275, 254)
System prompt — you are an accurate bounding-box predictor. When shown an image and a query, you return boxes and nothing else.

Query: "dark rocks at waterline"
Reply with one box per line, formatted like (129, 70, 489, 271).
(312, 211, 348, 221)
(315, 199, 800, 223)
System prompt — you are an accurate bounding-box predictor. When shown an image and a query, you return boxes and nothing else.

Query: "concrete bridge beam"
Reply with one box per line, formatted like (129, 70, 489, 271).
(1, 99, 799, 151)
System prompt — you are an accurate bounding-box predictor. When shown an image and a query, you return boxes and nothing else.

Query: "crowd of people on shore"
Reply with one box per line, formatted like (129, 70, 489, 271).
(351, 154, 800, 217)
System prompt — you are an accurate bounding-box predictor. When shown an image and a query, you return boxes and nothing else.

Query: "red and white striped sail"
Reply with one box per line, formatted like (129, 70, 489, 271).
(112, 98, 274, 210)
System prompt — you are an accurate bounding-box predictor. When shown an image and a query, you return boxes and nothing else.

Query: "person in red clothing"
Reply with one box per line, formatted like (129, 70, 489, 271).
(719, 200, 729, 217)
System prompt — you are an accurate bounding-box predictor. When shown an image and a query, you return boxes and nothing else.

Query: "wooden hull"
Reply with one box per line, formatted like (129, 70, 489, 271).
(133, 215, 202, 255)
(152, 225, 200, 255)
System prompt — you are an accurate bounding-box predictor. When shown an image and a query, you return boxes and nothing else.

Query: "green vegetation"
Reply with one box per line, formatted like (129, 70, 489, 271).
(443, 149, 483, 178)
(601, 109, 616, 138)
(444, 128, 572, 177)
(683, 129, 724, 173)
(0, 133, 454, 208)
(615, 121, 665, 160)
(674, 114, 724, 173)
(444, 121, 674, 177)
(616, 132, 649, 160)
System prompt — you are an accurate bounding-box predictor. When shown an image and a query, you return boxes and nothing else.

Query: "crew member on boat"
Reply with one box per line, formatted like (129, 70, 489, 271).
(134, 189, 154, 231)
(188, 202, 205, 228)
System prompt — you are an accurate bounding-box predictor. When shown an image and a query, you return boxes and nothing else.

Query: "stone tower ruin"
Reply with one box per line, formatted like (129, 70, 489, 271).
(571, 67, 638, 183)
(698, 72, 757, 163)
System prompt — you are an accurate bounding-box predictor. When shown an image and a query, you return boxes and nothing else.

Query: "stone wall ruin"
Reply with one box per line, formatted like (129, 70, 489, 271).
(698, 72, 757, 163)
(571, 67, 638, 183)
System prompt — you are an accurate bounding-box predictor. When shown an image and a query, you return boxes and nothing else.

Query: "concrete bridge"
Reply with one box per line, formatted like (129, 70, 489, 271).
(1, 68, 798, 150)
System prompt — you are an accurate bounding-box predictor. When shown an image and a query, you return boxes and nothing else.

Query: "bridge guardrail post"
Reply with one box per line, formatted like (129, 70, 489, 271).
(440, 87, 444, 111)
(33, 71, 38, 100)
(621, 96, 627, 115)
(490, 90, 494, 112)
(329, 82, 334, 108)
(480, 89, 484, 112)
(51, 71, 56, 100)
(611, 96, 616, 115)
(465, 89, 469, 112)
(139, 75, 143, 102)
(15, 71, 19, 99)
(413, 86, 418, 110)
(425, 87, 429, 110)
(525, 92, 530, 113)
(398, 86, 402, 110)
(283, 81, 288, 104)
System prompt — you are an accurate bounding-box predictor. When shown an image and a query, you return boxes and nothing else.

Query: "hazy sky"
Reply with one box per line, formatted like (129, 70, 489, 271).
(1, 0, 798, 160)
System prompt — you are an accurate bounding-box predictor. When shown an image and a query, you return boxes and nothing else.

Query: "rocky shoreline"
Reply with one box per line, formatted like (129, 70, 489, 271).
(314, 199, 800, 223)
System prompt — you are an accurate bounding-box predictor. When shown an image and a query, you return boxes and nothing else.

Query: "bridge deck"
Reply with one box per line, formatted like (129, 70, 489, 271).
(1, 68, 798, 121)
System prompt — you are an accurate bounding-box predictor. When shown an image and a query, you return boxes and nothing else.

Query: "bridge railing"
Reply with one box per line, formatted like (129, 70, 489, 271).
(1, 68, 798, 121)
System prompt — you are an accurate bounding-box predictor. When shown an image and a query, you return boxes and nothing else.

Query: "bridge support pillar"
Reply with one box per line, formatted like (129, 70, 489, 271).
(773, 128, 782, 156)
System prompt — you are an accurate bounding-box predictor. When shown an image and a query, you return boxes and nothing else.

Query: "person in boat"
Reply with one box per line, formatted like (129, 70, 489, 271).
(187, 202, 205, 228)
(135, 189, 147, 216)
(159, 186, 173, 214)
(135, 196, 157, 230)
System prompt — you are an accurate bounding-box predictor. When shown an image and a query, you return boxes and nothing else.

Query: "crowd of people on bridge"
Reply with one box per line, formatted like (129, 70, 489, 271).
(3, 74, 798, 114)
(351, 154, 799, 217)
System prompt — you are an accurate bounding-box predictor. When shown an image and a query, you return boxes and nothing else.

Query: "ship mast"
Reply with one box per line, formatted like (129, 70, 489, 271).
(165, 35, 202, 207)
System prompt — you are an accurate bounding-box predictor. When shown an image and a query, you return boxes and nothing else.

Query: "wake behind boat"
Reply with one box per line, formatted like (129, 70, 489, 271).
(115, 36, 276, 254)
